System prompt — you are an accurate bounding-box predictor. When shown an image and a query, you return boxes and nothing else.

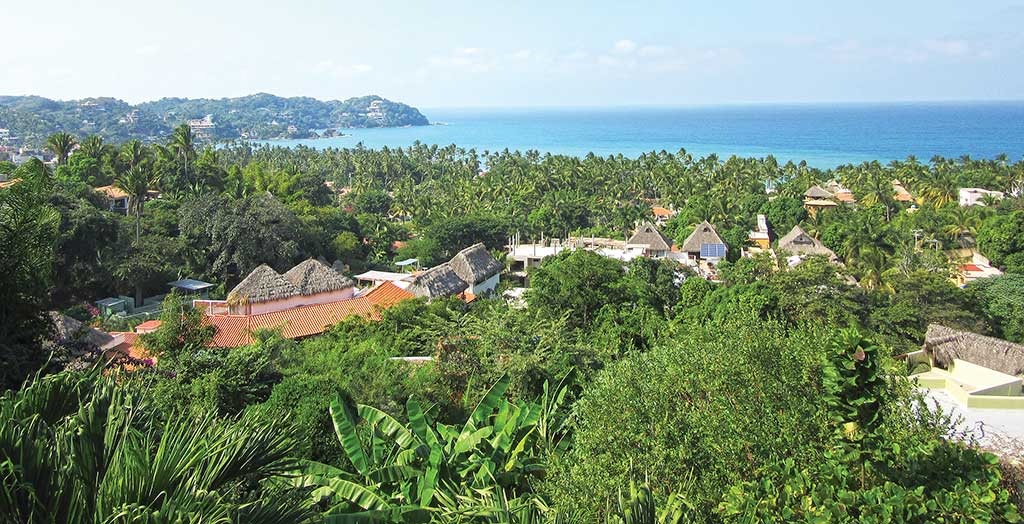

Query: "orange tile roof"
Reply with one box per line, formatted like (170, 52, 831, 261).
(834, 191, 856, 203)
(207, 282, 414, 347)
(105, 332, 157, 370)
(960, 264, 983, 273)
(112, 283, 415, 352)
(651, 206, 675, 217)
(135, 320, 163, 333)
(95, 184, 129, 199)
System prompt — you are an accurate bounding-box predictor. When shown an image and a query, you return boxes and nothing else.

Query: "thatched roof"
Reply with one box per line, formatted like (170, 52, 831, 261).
(283, 258, 354, 296)
(679, 221, 723, 253)
(449, 243, 502, 285)
(627, 222, 673, 251)
(407, 263, 468, 298)
(924, 324, 1024, 376)
(777, 225, 835, 257)
(804, 185, 833, 199)
(48, 312, 114, 348)
(227, 264, 299, 305)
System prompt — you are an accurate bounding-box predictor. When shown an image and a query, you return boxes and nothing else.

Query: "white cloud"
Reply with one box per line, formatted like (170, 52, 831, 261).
(613, 39, 637, 54)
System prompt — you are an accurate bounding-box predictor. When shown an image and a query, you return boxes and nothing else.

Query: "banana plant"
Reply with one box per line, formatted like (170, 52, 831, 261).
(295, 375, 565, 523)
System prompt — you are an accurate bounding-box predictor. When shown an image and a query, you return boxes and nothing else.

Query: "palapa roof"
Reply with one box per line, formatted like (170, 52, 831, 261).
(406, 263, 468, 298)
(777, 225, 835, 257)
(449, 243, 503, 285)
(627, 222, 674, 252)
(804, 185, 834, 199)
(94, 184, 129, 199)
(923, 324, 1024, 377)
(227, 264, 299, 305)
(679, 221, 723, 253)
(804, 198, 839, 207)
(283, 258, 354, 296)
(48, 312, 114, 348)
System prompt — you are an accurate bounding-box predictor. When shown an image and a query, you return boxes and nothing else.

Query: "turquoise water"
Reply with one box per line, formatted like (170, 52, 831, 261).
(264, 102, 1024, 168)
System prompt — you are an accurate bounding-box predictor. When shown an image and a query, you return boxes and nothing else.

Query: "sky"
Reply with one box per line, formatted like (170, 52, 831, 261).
(3, 0, 1024, 108)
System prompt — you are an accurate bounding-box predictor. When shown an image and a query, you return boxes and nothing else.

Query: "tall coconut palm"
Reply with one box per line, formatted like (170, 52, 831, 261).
(77, 134, 109, 161)
(171, 123, 195, 185)
(114, 166, 161, 244)
(45, 131, 76, 166)
(118, 139, 149, 171)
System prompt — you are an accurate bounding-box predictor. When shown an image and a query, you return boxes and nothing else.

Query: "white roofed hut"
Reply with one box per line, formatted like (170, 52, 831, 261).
(449, 243, 503, 295)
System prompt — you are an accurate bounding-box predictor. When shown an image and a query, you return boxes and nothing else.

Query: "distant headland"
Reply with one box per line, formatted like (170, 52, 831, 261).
(0, 93, 429, 145)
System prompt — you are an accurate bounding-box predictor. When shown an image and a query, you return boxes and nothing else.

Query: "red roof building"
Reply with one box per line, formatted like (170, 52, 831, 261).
(204, 281, 414, 347)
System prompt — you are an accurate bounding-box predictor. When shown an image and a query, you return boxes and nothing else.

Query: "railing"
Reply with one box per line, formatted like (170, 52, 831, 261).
(193, 299, 230, 316)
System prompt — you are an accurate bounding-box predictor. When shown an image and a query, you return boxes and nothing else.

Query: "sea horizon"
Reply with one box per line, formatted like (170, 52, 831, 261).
(260, 100, 1024, 169)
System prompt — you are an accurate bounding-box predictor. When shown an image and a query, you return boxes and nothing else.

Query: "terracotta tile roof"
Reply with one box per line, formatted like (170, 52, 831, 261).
(94, 184, 129, 199)
(960, 264, 983, 273)
(113, 283, 415, 352)
(207, 282, 414, 347)
(135, 320, 163, 333)
(651, 206, 675, 217)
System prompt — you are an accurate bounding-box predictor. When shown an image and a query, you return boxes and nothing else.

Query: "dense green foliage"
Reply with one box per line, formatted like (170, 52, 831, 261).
(3, 127, 1023, 521)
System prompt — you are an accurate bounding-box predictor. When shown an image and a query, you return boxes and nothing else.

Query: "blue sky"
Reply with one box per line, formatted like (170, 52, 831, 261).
(3, 0, 1023, 107)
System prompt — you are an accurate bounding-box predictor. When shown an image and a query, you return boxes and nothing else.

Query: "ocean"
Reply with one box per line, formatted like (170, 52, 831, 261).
(263, 102, 1024, 168)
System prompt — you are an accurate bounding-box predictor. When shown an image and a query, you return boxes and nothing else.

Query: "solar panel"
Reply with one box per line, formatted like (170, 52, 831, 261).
(700, 243, 727, 258)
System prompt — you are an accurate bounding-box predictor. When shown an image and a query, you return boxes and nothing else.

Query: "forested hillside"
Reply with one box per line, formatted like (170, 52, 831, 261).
(0, 93, 428, 145)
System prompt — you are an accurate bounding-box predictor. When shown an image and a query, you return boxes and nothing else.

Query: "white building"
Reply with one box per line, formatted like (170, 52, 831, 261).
(959, 188, 1004, 207)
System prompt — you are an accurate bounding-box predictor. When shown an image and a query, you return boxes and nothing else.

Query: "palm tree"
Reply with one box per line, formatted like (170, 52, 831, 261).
(0, 370, 311, 523)
(77, 135, 109, 161)
(114, 166, 160, 244)
(118, 139, 149, 171)
(944, 207, 981, 248)
(45, 131, 76, 166)
(171, 123, 195, 184)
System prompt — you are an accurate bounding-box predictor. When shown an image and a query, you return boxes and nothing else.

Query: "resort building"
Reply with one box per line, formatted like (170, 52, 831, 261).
(908, 324, 1024, 409)
(449, 243, 503, 295)
(959, 188, 1004, 207)
(679, 221, 727, 263)
(802, 185, 839, 215)
(221, 259, 356, 316)
(651, 205, 676, 226)
(354, 270, 414, 289)
(747, 214, 772, 251)
(776, 225, 836, 263)
(892, 179, 914, 202)
(187, 115, 216, 139)
(824, 181, 856, 203)
(407, 263, 469, 299)
(626, 222, 674, 258)
(93, 184, 160, 213)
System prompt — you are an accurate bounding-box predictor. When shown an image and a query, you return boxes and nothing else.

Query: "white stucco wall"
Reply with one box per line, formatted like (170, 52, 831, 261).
(233, 288, 356, 315)
(468, 273, 500, 296)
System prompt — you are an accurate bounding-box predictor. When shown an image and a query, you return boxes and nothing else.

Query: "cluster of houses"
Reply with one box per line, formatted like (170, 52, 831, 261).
(100, 244, 507, 360)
